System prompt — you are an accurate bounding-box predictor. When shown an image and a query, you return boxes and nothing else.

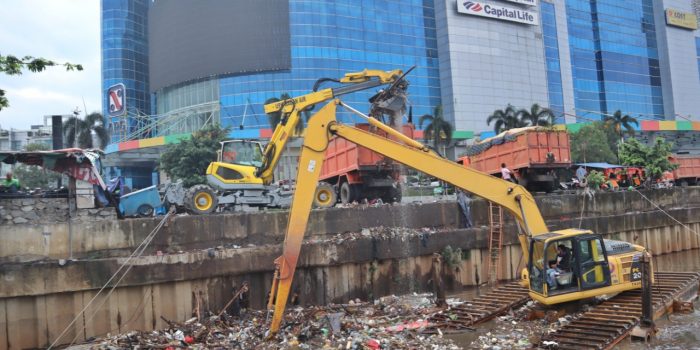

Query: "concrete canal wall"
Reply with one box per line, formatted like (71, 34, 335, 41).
(1, 188, 699, 349)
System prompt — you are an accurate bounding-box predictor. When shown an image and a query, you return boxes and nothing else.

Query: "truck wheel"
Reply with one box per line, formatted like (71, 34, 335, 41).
(389, 185, 403, 203)
(136, 204, 154, 217)
(314, 182, 336, 208)
(185, 184, 218, 215)
(339, 182, 355, 204)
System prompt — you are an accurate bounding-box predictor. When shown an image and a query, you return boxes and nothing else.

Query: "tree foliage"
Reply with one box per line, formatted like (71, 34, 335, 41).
(603, 110, 639, 140)
(13, 143, 61, 189)
(159, 124, 231, 187)
(517, 103, 555, 127)
(63, 112, 110, 149)
(419, 105, 453, 151)
(487, 104, 525, 134)
(569, 122, 618, 163)
(0, 54, 83, 111)
(618, 137, 677, 181)
(586, 170, 606, 189)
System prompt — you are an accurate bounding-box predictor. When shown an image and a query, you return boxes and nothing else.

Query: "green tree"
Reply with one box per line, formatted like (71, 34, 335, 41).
(618, 137, 677, 181)
(517, 103, 555, 127)
(569, 122, 618, 163)
(419, 105, 453, 152)
(487, 104, 527, 134)
(13, 143, 61, 189)
(63, 112, 110, 149)
(159, 124, 231, 187)
(586, 170, 606, 189)
(603, 110, 639, 143)
(264, 93, 307, 135)
(0, 54, 82, 111)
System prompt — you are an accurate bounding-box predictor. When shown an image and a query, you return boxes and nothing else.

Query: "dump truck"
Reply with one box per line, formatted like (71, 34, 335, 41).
(318, 123, 414, 204)
(459, 127, 571, 192)
(670, 154, 700, 186)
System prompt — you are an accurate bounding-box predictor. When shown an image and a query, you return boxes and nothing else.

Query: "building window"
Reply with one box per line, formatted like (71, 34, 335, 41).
(541, 2, 565, 124)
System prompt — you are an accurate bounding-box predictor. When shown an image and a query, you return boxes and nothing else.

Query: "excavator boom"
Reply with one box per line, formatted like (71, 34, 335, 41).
(256, 69, 407, 183)
(267, 100, 549, 335)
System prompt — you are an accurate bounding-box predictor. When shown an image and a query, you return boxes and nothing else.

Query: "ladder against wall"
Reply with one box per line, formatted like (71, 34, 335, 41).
(487, 201, 504, 285)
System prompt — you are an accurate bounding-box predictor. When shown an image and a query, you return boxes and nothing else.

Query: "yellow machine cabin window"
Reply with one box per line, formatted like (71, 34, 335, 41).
(216, 166, 244, 180)
(222, 141, 263, 167)
(578, 237, 611, 289)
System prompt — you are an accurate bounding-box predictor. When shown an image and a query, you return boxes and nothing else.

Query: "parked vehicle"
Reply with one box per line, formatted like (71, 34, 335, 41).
(319, 123, 414, 204)
(670, 154, 700, 186)
(459, 127, 571, 192)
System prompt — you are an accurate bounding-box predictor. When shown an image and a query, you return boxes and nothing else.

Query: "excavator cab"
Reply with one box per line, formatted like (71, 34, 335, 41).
(528, 231, 612, 300)
(219, 140, 264, 168)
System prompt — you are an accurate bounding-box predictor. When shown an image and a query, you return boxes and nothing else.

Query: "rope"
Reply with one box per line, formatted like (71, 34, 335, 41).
(632, 188, 700, 237)
(47, 210, 173, 349)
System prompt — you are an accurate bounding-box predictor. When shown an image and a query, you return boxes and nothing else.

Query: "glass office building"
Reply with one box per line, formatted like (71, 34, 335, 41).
(565, 0, 664, 121)
(542, 2, 566, 123)
(102, 0, 700, 172)
(101, 0, 150, 143)
(216, 0, 440, 130)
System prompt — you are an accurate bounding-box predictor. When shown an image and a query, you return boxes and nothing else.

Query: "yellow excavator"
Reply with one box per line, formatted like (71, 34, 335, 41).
(263, 69, 651, 335)
(181, 68, 409, 214)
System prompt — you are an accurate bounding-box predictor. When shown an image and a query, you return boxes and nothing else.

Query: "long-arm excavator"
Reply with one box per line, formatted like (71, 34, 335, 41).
(181, 69, 409, 214)
(265, 78, 650, 335)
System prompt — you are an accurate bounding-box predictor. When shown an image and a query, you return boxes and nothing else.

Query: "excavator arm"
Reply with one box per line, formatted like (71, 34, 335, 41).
(267, 99, 549, 335)
(256, 69, 407, 184)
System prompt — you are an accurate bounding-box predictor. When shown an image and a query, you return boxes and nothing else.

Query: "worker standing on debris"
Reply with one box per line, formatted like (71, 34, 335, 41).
(501, 163, 516, 184)
(0, 172, 20, 193)
(576, 165, 587, 182)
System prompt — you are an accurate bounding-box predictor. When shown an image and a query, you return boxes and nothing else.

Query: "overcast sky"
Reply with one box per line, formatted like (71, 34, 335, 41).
(0, 0, 101, 130)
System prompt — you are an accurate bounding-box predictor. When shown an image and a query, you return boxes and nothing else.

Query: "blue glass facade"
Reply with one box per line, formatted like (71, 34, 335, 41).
(696, 37, 700, 82)
(566, 0, 664, 121)
(101, 0, 150, 143)
(541, 2, 565, 124)
(216, 0, 441, 129)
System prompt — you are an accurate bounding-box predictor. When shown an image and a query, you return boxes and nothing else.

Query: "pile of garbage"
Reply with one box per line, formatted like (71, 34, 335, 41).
(83, 294, 461, 349)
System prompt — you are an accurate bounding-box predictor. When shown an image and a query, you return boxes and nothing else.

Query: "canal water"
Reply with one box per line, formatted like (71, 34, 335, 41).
(624, 248, 700, 350)
(448, 248, 700, 349)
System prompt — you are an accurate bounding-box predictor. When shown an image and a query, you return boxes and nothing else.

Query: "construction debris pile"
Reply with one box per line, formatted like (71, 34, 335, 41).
(84, 294, 461, 349)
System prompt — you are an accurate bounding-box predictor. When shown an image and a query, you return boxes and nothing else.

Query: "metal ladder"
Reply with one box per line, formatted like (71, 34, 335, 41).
(487, 201, 504, 285)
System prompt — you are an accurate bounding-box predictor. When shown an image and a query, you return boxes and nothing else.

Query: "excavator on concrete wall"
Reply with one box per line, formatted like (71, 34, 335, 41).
(178, 68, 409, 214)
(264, 69, 652, 336)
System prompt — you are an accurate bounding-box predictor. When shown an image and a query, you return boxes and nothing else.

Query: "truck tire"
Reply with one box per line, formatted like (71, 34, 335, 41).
(381, 185, 402, 203)
(185, 184, 218, 215)
(136, 204, 154, 217)
(314, 182, 336, 208)
(339, 182, 355, 204)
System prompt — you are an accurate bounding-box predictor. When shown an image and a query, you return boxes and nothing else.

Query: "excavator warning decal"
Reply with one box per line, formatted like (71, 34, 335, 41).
(307, 160, 316, 172)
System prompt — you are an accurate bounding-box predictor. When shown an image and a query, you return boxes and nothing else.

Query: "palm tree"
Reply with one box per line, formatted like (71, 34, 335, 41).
(517, 103, 555, 127)
(487, 104, 527, 134)
(63, 112, 109, 149)
(265, 93, 306, 135)
(603, 110, 638, 143)
(419, 105, 453, 154)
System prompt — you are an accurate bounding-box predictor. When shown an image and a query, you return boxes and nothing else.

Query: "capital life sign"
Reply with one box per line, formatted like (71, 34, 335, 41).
(457, 1, 539, 25)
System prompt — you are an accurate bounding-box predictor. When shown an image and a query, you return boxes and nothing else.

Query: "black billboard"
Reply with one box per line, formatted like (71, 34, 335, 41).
(148, 0, 291, 92)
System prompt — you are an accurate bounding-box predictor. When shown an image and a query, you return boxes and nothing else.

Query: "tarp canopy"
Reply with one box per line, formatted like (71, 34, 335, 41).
(575, 162, 628, 169)
(0, 148, 106, 189)
(464, 126, 552, 157)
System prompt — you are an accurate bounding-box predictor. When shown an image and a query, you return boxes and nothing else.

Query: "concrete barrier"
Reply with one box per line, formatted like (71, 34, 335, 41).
(1, 187, 700, 349)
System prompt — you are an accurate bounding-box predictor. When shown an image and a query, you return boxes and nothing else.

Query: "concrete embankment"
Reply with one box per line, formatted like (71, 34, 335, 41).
(1, 188, 699, 349)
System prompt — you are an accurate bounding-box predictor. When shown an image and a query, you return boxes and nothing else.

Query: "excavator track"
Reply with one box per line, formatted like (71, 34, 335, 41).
(539, 271, 700, 350)
(423, 281, 530, 333)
